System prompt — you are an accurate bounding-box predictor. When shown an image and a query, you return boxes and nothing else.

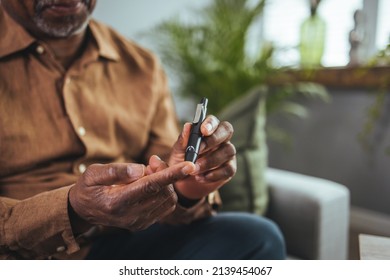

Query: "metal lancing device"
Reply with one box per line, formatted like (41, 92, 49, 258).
(185, 97, 208, 163)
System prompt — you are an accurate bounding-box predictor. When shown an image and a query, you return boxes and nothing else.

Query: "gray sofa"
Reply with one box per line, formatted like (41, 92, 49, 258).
(218, 88, 350, 259)
(265, 167, 350, 260)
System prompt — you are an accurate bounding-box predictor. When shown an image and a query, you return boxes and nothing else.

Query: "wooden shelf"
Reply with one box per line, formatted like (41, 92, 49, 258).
(270, 66, 390, 90)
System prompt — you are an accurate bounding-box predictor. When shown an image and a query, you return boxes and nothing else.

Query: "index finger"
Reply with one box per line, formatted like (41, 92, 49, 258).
(200, 118, 234, 153)
(119, 161, 196, 202)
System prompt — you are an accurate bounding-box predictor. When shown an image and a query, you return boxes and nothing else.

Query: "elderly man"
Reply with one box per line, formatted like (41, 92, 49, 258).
(0, 0, 285, 260)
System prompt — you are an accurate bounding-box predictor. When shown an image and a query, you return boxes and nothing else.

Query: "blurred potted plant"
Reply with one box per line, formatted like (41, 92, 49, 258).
(358, 43, 390, 156)
(147, 0, 329, 143)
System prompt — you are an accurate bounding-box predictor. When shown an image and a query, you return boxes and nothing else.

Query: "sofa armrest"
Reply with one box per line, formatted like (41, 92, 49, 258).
(265, 168, 350, 259)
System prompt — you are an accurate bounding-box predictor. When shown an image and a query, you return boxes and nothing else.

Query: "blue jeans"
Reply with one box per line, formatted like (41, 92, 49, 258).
(86, 212, 286, 260)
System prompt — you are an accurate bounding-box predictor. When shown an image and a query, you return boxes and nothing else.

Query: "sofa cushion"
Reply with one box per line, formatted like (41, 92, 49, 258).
(217, 86, 268, 215)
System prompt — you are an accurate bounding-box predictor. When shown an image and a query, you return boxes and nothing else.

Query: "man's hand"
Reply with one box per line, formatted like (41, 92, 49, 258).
(68, 160, 196, 232)
(169, 115, 236, 199)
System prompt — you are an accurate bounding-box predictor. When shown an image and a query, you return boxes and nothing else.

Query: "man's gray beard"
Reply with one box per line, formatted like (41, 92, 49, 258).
(33, 0, 91, 38)
(33, 15, 90, 38)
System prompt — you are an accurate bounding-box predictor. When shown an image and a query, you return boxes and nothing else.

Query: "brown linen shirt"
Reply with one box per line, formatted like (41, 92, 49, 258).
(0, 7, 218, 259)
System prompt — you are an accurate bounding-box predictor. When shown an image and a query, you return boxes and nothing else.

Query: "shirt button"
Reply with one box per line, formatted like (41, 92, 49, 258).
(208, 192, 215, 204)
(56, 246, 66, 253)
(78, 164, 87, 174)
(77, 126, 86, 137)
(36, 45, 45, 54)
(65, 77, 72, 85)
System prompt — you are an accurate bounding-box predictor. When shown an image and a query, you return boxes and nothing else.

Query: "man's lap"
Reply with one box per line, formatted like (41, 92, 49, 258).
(86, 212, 286, 260)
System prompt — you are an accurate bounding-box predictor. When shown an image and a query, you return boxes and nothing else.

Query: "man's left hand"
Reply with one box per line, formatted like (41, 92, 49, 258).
(169, 115, 236, 200)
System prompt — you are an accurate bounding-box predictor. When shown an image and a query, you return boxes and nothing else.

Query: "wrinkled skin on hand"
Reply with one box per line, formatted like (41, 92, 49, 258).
(69, 159, 196, 231)
(69, 115, 236, 232)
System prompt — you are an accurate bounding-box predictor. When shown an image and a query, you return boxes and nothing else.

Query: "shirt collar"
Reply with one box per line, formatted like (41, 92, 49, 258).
(89, 19, 120, 62)
(0, 7, 35, 58)
(0, 7, 120, 62)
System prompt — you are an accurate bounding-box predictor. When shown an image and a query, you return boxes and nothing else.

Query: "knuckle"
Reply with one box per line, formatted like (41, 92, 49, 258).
(220, 120, 234, 134)
(82, 164, 102, 185)
(159, 200, 177, 218)
(225, 160, 237, 177)
(142, 170, 181, 196)
(108, 166, 116, 177)
(85, 163, 102, 174)
(221, 121, 234, 141)
(205, 131, 218, 145)
(162, 185, 178, 203)
(102, 198, 118, 215)
(82, 164, 98, 186)
(204, 121, 234, 146)
(161, 170, 182, 184)
(143, 180, 163, 195)
(225, 142, 236, 157)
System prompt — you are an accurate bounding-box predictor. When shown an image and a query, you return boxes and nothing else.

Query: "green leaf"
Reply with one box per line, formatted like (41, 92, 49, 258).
(277, 102, 309, 119)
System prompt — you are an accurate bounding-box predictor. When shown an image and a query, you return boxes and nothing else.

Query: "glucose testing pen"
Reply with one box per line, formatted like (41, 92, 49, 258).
(185, 97, 208, 163)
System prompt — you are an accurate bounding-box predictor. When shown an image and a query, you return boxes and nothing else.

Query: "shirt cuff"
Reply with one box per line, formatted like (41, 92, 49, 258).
(3, 186, 80, 259)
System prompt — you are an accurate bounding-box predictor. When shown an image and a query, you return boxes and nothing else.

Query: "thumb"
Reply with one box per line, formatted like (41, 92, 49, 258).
(169, 123, 192, 166)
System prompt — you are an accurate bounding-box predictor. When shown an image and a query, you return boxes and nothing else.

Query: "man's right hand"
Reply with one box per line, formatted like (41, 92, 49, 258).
(68, 159, 196, 232)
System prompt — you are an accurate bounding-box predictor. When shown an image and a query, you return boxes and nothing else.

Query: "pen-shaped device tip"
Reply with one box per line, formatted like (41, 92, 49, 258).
(200, 97, 208, 107)
(185, 97, 208, 163)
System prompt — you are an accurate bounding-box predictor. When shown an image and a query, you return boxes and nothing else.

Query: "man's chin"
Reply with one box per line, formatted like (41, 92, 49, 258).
(33, 16, 90, 38)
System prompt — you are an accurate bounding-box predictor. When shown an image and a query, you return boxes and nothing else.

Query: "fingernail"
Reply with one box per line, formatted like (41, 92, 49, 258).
(154, 155, 162, 161)
(205, 123, 213, 132)
(127, 164, 145, 178)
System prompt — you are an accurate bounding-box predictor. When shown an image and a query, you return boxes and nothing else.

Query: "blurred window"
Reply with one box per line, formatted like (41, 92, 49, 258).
(376, 0, 390, 50)
(262, 0, 367, 67)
